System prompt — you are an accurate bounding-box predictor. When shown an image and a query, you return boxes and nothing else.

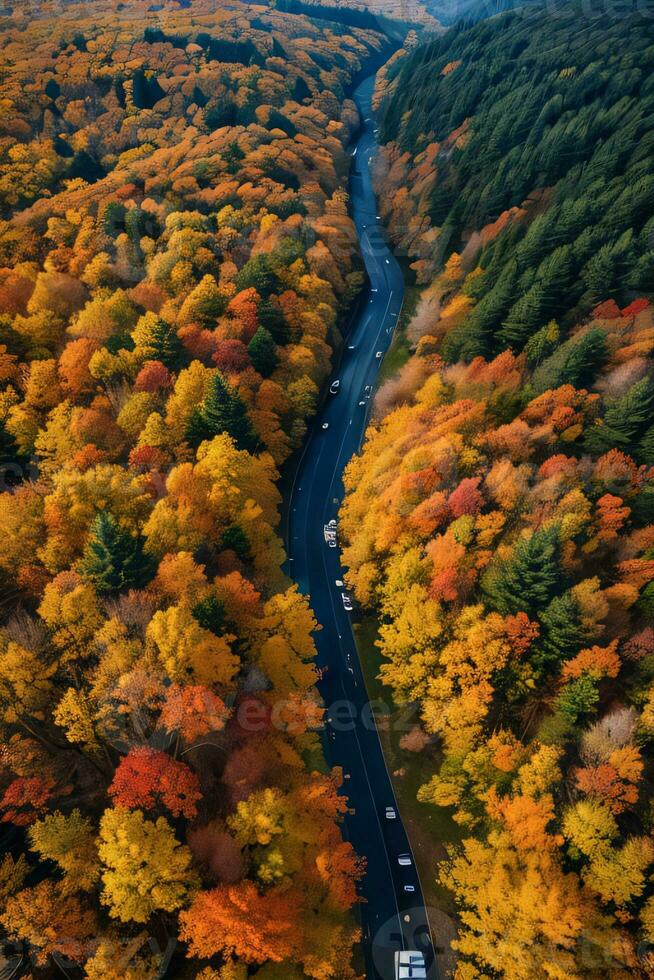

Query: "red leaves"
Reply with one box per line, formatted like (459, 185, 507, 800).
(109, 748, 201, 820)
(448, 476, 484, 518)
(134, 360, 172, 392)
(621, 298, 649, 318)
(0, 776, 54, 826)
(592, 299, 622, 320)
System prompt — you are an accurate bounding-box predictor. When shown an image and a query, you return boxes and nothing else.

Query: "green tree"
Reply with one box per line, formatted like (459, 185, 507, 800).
(585, 376, 654, 455)
(482, 526, 561, 617)
(79, 512, 155, 594)
(187, 373, 259, 453)
(556, 676, 600, 723)
(192, 595, 226, 636)
(248, 327, 277, 377)
(534, 591, 586, 676)
(235, 255, 279, 298)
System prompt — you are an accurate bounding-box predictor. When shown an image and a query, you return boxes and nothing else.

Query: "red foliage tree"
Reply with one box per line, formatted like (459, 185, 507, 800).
(108, 747, 201, 819)
(134, 359, 172, 392)
(212, 339, 250, 374)
(0, 776, 54, 826)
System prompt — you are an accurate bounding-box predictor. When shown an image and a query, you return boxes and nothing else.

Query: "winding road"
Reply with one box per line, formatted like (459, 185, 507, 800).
(286, 75, 438, 980)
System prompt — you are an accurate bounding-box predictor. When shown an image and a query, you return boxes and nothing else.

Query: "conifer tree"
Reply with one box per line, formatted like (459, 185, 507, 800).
(248, 327, 277, 377)
(79, 512, 155, 594)
(187, 372, 259, 453)
(482, 526, 562, 617)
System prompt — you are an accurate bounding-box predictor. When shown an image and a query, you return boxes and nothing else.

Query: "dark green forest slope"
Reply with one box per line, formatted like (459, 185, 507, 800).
(379, 7, 654, 361)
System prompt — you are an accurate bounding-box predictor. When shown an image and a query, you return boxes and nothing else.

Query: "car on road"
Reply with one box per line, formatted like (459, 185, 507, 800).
(341, 593, 353, 611)
(376, 351, 382, 358)
(403, 885, 416, 893)
(397, 853, 412, 867)
(358, 399, 366, 406)
(329, 380, 340, 394)
(385, 806, 397, 820)
(385, 259, 390, 264)
(365, 385, 372, 395)
(335, 579, 344, 587)
(321, 422, 329, 430)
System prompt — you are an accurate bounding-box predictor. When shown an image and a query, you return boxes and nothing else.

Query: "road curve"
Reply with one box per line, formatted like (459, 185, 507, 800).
(286, 74, 438, 980)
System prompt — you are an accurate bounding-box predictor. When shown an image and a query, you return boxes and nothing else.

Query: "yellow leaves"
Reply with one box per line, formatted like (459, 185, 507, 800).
(146, 603, 238, 687)
(38, 573, 103, 661)
(583, 836, 654, 906)
(29, 809, 99, 894)
(228, 788, 286, 846)
(562, 799, 618, 859)
(377, 584, 442, 702)
(98, 808, 198, 923)
(515, 744, 563, 798)
(0, 640, 55, 722)
(444, 831, 623, 978)
(53, 688, 98, 747)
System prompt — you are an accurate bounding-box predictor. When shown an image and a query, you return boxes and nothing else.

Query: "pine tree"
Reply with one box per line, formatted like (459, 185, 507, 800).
(220, 523, 250, 559)
(235, 255, 279, 298)
(498, 283, 546, 352)
(482, 526, 562, 617)
(534, 591, 587, 676)
(637, 424, 654, 466)
(248, 327, 277, 377)
(585, 376, 654, 455)
(149, 318, 185, 370)
(0, 419, 24, 487)
(187, 373, 259, 453)
(258, 298, 290, 344)
(79, 512, 155, 594)
(532, 328, 607, 393)
(192, 595, 226, 636)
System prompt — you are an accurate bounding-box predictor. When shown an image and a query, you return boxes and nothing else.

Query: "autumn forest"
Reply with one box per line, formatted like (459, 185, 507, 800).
(0, 0, 652, 977)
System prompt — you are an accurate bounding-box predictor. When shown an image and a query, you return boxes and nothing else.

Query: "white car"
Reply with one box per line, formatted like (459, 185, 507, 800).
(341, 593, 353, 612)
(335, 579, 344, 587)
(375, 351, 382, 358)
(385, 806, 397, 820)
(328, 538, 337, 549)
(329, 380, 340, 394)
(398, 854, 412, 867)
(365, 385, 372, 395)
(404, 884, 416, 893)
(358, 399, 366, 407)
(322, 422, 329, 430)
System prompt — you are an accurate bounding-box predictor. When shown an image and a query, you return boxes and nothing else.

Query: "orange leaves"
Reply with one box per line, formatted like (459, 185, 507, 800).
(486, 789, 563, 851)
(561, 642, 620, 683)
(315, 841, 365, 910)
(160, 684, 230, 743)
(109, 748, 201, 820)
(574, 746, 643, 814)
(593, 494, 630, 544)
(179, 882, 302, 963)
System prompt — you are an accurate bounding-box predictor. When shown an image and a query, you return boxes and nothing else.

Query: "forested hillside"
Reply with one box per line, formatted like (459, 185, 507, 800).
(342, 7, 654, 976)
(0, 0, 385, 974)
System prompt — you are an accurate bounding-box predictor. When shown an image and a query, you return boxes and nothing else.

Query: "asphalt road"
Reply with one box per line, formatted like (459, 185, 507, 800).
(286, 75, 438, 980)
